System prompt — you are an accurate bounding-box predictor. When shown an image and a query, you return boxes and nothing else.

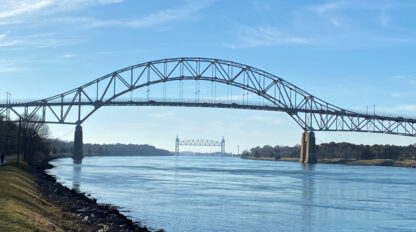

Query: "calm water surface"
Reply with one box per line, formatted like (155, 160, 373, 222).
(48, 156, 416, 232)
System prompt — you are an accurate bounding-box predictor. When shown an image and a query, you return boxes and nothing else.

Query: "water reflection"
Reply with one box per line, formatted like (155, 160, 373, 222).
(72, 159, 82, 192)
(73, 158, 83, 164)
(301, 164, 315, 232)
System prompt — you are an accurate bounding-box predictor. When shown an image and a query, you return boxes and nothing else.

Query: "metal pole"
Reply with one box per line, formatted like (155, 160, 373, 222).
(6, 92, 11, 121)
(16, 118, 21, 167)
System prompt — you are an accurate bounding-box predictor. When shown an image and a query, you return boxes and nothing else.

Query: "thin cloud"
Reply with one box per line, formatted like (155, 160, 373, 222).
(380, 11, 390, 27)
(0, 0, 125, 25)
(261, 1, 416, 48)
(0, 66, 21, 72)
(388, 75, 412, 80)
(251, 0, 271, 12)
(387, 75, 416, 87)
(313, 1, 348, 13)
(296, 1, 416, 47)
(310, 0, 398, 14)
(389, 92, 410, 98)
(61, 54, 77, 58)
(0, 60, 21, 72)
(226, 25, 310, 49)
(330, 18, 340, 26)
(74, 0, 217, 28)
(0, 0, 53, 19)
(0, 32, 85, 49)
(98, 49, 148, 55)
(0, 33, 21, 47)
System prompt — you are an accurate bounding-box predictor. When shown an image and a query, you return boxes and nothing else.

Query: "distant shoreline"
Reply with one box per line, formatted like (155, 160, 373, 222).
(50, 153, 173, 158)
(242, 156, 416, 168)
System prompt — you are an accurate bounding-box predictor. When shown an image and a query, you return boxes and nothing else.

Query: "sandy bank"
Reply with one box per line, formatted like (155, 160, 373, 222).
(242, 156, 416, 168)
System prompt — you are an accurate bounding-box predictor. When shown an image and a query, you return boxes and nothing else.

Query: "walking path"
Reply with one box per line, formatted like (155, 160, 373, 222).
(0, 155, 16, 166)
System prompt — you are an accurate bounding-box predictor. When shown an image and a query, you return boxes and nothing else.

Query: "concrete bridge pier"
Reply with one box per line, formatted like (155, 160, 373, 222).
(299, 131, 317, 164)
(73, 125, 83, 162)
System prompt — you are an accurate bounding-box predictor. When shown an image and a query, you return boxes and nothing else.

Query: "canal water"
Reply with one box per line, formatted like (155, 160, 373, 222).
(48, 156, 416, 232)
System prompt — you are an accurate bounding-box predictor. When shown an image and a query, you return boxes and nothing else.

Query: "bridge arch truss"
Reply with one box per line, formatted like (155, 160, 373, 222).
(0, 57, 415, 137)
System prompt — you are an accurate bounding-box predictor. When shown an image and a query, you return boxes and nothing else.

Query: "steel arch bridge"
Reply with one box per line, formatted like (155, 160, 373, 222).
(1, 57, 415, 162)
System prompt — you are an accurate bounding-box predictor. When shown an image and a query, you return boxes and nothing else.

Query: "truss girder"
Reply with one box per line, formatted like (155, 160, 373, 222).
(179, 139, 222, 147)
(0, 57, 415, 137)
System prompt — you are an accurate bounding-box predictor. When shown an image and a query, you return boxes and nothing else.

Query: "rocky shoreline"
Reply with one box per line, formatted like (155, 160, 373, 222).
(34, 159, 162, 232)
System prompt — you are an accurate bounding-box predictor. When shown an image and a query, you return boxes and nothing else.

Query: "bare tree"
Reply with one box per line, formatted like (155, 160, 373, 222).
(21, 114, 49, 139)
(21, 114, 50, 163)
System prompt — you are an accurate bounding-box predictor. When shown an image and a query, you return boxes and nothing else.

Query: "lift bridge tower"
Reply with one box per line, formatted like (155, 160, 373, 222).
(175, 136, 225, 155)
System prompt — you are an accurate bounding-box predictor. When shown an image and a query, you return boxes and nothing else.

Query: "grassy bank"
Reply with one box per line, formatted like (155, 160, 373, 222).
(0, 160, 154, 232)
(242, 156, 416, 168)
(0, 161, 79, 232)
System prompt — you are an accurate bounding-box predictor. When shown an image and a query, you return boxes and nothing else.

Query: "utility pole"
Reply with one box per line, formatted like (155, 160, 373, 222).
(16, 118, 21, 167)
(6, 92, 10, 103)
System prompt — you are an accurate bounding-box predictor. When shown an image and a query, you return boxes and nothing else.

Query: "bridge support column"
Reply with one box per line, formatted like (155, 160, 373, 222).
(73, 125, 83, 161)
(299, 131, 317, 164)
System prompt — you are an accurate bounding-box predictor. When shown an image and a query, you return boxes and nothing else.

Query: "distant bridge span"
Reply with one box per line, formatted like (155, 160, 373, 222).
(1, 57, 415, 162)
(175, 136, 225, 155)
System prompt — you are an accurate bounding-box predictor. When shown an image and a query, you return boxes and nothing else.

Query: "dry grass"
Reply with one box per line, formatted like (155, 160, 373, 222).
(279, 157, 299, 162)
(393, 159, 416, 167)
(0, 162, 79, 232)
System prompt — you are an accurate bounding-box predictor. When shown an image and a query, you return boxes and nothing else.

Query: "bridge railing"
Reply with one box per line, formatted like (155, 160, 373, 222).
(345, 108, 416, 120)
(2, 97, 278, 107)
(2, 97, 416, 120)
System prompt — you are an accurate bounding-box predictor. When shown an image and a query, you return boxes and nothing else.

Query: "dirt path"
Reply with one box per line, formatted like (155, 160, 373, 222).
(0, 155, 17, 166)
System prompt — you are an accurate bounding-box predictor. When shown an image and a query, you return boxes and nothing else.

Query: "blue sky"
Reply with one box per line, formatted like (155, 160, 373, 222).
(1, 0, 416, 153)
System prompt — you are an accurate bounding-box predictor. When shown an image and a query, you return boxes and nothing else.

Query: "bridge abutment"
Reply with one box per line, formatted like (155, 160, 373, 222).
(299, 131, 317, 164)
(73, 125, 83, 162)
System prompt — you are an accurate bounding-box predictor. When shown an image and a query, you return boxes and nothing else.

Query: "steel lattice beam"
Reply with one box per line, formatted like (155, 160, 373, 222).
(179, 139, 223, 147)
(0, 57, 415, 137)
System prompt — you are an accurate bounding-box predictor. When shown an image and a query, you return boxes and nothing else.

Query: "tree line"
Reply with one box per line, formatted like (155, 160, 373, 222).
(0, 116, 50, 165)
(0, 115, 172, 166)
(49, 139, 172, 156)
(242, 142, 416, 161)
